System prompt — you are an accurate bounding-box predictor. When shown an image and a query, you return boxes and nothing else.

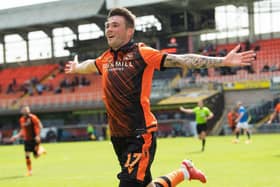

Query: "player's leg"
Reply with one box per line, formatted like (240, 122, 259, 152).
(37, 144, 47, 157)
(111, 132, 156, 187)
(200, 131, 206, 151)
(243, 122, 251, 144)
(233, 125, 237, 135)
(196, 125, 206, 151)
(152, 160, 207, 187)
(25, 152, 33, 176)
(233, 123, 241, 143)
(24, 141, 33, 176)
(33, 141, 47, 159)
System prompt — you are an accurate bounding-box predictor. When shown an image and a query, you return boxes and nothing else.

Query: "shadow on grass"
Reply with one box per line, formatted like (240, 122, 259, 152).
(0, 175, 25, 181)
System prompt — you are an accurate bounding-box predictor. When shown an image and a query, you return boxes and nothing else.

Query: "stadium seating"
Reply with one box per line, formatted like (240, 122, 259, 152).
(0, 64, 58, 96)
(192, 39, 280, 83)
(1, 38, 280, 110)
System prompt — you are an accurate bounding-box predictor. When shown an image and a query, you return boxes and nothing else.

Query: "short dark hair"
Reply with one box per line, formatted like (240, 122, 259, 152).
(107, 7, 135, 28)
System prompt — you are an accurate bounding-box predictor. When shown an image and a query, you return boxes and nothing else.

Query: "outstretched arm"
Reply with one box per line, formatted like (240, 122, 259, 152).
(163, 45, 256, 69)
(10, 130, 22, 142)
(179, 106, 194, 114)
(268, 111, 277, 124)
(65, 55, 97, 74)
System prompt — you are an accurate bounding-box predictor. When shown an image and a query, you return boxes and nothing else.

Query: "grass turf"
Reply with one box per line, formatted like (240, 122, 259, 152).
(0, 134, 279, 187)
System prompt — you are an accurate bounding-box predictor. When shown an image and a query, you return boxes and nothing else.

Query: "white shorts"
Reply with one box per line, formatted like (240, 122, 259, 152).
(237, 122, 249, 129)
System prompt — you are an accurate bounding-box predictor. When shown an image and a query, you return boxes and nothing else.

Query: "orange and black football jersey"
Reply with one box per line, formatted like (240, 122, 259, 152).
(19, 114, 41, 141)
(95, 42, 166, 137)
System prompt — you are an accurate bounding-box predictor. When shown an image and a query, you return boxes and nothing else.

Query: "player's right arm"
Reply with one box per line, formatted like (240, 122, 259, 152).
(179, 106, 194, 114)
(10, 129, 22, 142)
(65, 55, 97, 74)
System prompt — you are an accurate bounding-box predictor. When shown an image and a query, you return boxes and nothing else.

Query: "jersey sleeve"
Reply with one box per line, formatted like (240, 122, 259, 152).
(95, 58, 103, 75)
(193, 107, 198, 112)
(95, 49, 111, 75)
(205, 107, 211, 115)
(139, 46, 167, 71)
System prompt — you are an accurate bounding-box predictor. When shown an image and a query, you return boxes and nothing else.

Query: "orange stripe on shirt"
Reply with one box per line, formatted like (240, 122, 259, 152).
(137, 133, 152, 181)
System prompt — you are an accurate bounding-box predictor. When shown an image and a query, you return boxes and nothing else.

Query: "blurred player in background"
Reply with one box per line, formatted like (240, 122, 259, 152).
(227, 107, 239, 136)
(10, 105, 46, 176)
(87, 123, 96, 140)
(234, 101, 252, 144)
(267, 102, 280, 124)
(65, 7, 255, 187)
(180, 100, 214, 151)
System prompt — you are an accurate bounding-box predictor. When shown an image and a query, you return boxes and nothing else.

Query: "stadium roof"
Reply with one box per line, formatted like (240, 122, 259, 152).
(0, 0, 105, 35)
(157, 89, 218, 105)
(0, 0, 262, 36)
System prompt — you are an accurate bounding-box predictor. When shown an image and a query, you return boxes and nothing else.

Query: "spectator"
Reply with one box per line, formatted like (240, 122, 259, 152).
(73, 76, 79, 86)
(59, 61, 65, 73)
(6, 83, 14, 94)
(27, 84, 34, 96)
(270, 64, 279, 72)
(261, 64, 270, 72)
(36, 83, 44, 95)
(81, 76, 90, 86)
(31, 77, 39, 86)
(12, 78, 17, 86)
(54, 86, 62, 94)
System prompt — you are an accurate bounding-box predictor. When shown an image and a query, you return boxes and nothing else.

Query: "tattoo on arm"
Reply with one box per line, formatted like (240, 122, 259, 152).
(164, 54, 224, 69)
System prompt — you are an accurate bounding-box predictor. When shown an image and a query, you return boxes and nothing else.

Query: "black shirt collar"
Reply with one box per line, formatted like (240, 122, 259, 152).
(110, 40, 135, 53)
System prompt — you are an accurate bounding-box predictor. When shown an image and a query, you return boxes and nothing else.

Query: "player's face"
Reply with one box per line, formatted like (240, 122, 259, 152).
(105, 16, 134, 50)
(21, 106, 30, 115)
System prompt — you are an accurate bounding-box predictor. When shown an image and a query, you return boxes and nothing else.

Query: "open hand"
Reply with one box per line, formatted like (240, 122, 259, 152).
(222, 44, 256, 67)
(65, 55, 79, 74)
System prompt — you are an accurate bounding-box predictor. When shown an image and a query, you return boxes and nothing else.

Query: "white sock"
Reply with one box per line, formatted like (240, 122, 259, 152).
(180, 167, 190, 180)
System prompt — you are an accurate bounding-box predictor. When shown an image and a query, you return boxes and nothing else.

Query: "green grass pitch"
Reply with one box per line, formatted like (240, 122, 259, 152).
(0, 134, 279, 187)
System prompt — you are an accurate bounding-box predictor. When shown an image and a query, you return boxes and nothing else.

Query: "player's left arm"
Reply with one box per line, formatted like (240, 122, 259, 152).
(235, 112, 244, 123)
(268, 111, 277, 124)
(163, 45, 256, 69)
(207, 109, 214, 120)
